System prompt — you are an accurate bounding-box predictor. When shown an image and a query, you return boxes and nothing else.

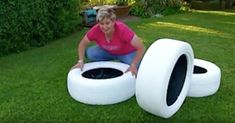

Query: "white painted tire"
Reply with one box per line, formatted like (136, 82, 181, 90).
(136, 39, 194, 118)
(187, 58, 221, 97)
(67, 61, 135, 105)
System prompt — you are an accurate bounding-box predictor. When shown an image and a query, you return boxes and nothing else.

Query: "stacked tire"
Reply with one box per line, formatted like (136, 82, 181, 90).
(187, 58, 221, 97)
(67, 38, 221, 118)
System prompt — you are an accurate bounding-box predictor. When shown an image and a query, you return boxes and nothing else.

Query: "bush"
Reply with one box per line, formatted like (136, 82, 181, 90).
(0, 0, 82, 56)
(190, 0, 220, 10)
(130, 0, 183, 17)
(130, 2, 150, 17)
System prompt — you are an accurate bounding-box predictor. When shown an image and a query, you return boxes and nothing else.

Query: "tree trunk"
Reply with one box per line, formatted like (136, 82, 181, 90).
(220, 0, 226, 9)
(220, 0, 234, 9)
(225, 0, 233, 9)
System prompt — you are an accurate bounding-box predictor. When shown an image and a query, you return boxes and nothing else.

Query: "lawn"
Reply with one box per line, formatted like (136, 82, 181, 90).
(0, 10, 235, 122)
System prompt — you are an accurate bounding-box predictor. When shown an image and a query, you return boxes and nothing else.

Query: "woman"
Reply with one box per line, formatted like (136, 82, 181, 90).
(72, 7, 145, 76)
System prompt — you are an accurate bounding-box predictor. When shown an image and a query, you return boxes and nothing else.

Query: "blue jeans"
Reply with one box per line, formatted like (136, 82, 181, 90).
(86, 45, 139, 67)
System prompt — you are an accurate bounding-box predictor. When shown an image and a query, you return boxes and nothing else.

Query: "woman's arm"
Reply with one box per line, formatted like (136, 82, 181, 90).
(78, 35, 90, 62)
(127, 35, 145, 76)
(130, 35, 145, 66)
(71, 35, 90, 71)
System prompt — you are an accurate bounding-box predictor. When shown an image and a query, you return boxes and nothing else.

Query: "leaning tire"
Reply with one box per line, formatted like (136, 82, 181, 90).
(136, 39, 194, 118)
(187, 58, 221, 97)
(67, 61, 135, 105)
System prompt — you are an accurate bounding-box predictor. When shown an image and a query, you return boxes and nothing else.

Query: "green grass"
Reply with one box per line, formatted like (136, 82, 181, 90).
(0, 10, 235, 122)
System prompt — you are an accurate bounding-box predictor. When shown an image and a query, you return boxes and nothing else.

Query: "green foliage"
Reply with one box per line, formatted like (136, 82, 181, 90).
(0, 10, 235, 122)
(180, 1, 191, 11)
(130, 0, 183, 17)
(0, 0, 82, 56)
(190, 0, 220, 10)
(161, 6, 181, 15)
(83, 0, 134, 6)
(84, 0, 115, 6)
(130, 2, 150, 17)
(116, 0, 129, 6)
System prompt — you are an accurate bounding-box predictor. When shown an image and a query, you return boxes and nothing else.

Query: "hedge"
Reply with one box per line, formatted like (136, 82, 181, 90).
(190, 0, 220, 10)
(0, 0, 82, 56)
(130, 0, 182, 17)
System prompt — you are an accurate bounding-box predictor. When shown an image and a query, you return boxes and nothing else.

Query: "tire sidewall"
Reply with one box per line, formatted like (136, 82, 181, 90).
(68, 61, 136, 105)
(136, 39, 194, 118)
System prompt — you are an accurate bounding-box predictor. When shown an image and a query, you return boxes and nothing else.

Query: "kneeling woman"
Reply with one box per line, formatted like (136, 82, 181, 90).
(72, 7, 145, 76)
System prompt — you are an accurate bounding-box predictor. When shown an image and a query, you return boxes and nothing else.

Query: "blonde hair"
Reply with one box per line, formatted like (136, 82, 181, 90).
(96, 7, 116, 22)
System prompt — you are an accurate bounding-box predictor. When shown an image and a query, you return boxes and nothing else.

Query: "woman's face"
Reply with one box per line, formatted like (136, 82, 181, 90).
(98, 18, 115, 35)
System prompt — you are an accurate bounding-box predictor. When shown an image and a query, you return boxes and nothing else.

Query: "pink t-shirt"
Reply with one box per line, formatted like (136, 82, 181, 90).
(86, 21, 136, 55)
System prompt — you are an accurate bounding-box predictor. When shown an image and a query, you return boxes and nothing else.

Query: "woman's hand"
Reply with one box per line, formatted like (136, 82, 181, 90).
(126, 64, 138, 77)
(71, 60, 84, 71)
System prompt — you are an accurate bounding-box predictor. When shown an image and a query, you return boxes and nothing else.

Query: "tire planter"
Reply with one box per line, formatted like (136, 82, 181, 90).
(135, 38, 194, 118)
(67, 61, 135, 105)
(187, 58, 221, 97)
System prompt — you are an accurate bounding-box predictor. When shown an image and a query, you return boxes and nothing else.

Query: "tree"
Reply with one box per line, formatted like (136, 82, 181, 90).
(220, 0, 234, 9)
